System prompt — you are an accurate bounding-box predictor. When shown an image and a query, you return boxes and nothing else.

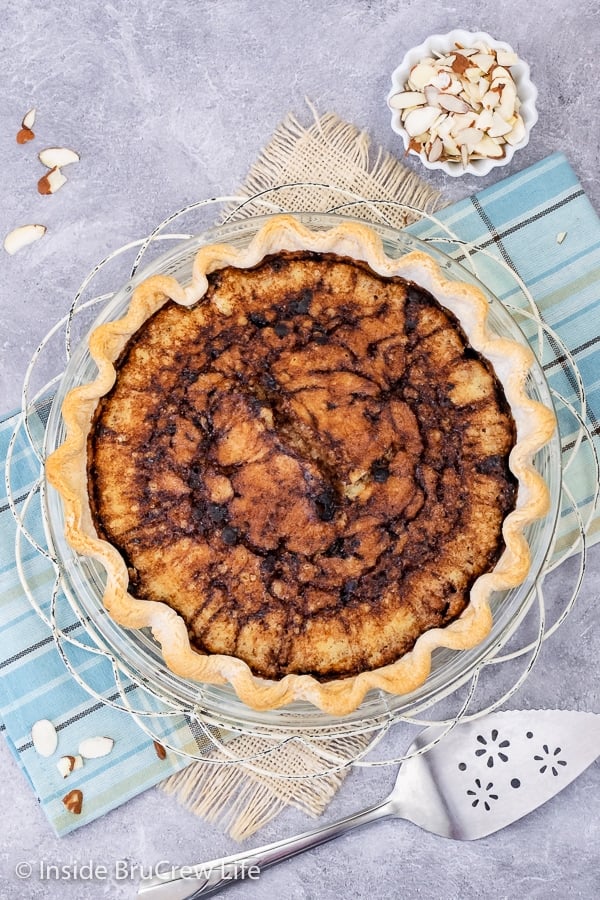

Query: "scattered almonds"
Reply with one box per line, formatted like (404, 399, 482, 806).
(56, 755, 83, 778)
(62, 788, 83, 815)
(153, 741, 167, 760)
(4, 224, 46, 255)
(17, 108, 36, 144)
(38, 147, 80, 169)
(78, 736, 114, 759)
(38, 166, 67, 195)
(389, 41, 526, 166)
(31, 719, 58, 757)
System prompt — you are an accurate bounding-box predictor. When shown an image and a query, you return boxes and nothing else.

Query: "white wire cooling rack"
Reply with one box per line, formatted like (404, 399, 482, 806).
(5, 186, 599, 779)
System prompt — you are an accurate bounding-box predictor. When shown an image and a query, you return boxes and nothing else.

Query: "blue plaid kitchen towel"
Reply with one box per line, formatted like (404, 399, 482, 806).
(1, 150, 599, 836)
(0, 401, 208, 836)
(408, 151, 600, 550)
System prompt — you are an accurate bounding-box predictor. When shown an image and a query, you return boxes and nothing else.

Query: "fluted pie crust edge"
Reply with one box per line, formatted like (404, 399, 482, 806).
(45, 215, 556, 715)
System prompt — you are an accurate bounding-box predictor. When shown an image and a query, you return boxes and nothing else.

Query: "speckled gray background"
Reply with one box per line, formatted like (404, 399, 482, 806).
(2, 1, 600, 898)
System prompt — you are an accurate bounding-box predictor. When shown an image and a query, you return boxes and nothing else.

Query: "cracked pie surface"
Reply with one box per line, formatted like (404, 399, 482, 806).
(46, 216, 555, 714)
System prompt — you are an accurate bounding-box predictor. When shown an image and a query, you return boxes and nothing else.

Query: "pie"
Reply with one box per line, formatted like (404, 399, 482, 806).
(46, 215, 555, 714)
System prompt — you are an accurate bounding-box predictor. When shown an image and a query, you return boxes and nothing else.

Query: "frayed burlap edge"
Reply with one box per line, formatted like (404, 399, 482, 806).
(160, 731, 372, 841)
(221, 98, 444, 226)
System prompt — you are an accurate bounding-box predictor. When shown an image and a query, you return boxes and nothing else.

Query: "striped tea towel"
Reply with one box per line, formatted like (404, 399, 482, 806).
(0, 399, 213, 835)
(407, 151, 600, 551)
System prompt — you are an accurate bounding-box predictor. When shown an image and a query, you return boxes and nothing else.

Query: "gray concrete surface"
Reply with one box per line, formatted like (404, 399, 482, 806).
(1, 1, 599, 898)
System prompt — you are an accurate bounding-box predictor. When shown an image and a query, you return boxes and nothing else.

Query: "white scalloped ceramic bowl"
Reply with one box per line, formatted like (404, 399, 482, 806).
(388, 29, 538, 177)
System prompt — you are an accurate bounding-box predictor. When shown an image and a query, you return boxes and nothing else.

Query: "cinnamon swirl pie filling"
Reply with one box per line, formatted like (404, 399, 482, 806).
(88, 251, 517, 681)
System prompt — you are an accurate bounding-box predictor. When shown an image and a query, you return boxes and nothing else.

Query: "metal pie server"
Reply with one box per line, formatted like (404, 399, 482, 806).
(138, 710, 600, 899)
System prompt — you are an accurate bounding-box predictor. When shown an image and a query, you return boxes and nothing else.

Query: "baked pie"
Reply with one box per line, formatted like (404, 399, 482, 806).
(46, 215, 555, 714)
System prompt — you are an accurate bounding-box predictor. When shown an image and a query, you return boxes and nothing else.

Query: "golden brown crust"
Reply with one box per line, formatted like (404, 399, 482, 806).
(46, 215, 556, 714)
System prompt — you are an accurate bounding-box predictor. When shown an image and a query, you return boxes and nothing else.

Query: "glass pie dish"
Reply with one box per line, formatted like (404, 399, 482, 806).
(43, 212, 562, 733)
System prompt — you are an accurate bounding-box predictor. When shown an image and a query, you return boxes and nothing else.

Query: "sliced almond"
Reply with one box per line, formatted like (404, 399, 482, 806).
(443, 75, 466, 95)
(17, 108, 36, 143)
(431, 70, 452, 90)
(31, 719, 58, 757)
(4, 224, 46, 255)
(442, 134, 461, 157)
(496, 49, 518, 67)
(16, 127, 35, 145)
(427, 136, 444, 162)
(451, 53, 473, 75)
(476, 108, 495, 131)
(490, 66, 512, 83)
(462, 82, 484, 107)
(471, 53, 495, 73)
(62, 788, 83, 815)
(57, 755, 79, 778)
(408, 62, 438, 90)
(473, 135, 505, 158)
(505, 116, 526, 146)
(455, 127, 484, 151)
(403, 105, 440, 137)
(488, 111, 514, 138)
(447, 111, 478, 133)
(467, 66, 485, 84)
(423, 85, 441, 107)
(38, 166, 67, 195)
(437, 93, 471, 114)
(38, 146, 80, 169)
(434, 113, 452, 138)
(482, 89, 501, 110)
(22, 108, 36, 129)
(153, 740, 167, 760)
(498, 82, 518, 121)
(556, 231, 567, 244)
(78, 736, 114, 759)
(389, 91, 426, 110)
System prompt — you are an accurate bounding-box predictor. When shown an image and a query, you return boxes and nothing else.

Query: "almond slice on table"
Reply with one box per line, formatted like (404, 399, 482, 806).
(38, 166, 67, 195)
(31, 719, 58, 757)
(153, 740, 167, 760)
(78, 736, 114, 759)
(17, 108, 36, 144)
(62, 789, 83, 815)
(4, 224, 46, 255)
(22, 108, 36, 129)
(57, 755, 84, 778)
(38, 146, 80, 169)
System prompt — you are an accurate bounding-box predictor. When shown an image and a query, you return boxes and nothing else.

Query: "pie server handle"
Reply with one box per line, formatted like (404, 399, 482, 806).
(136, 796, 395, 899)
